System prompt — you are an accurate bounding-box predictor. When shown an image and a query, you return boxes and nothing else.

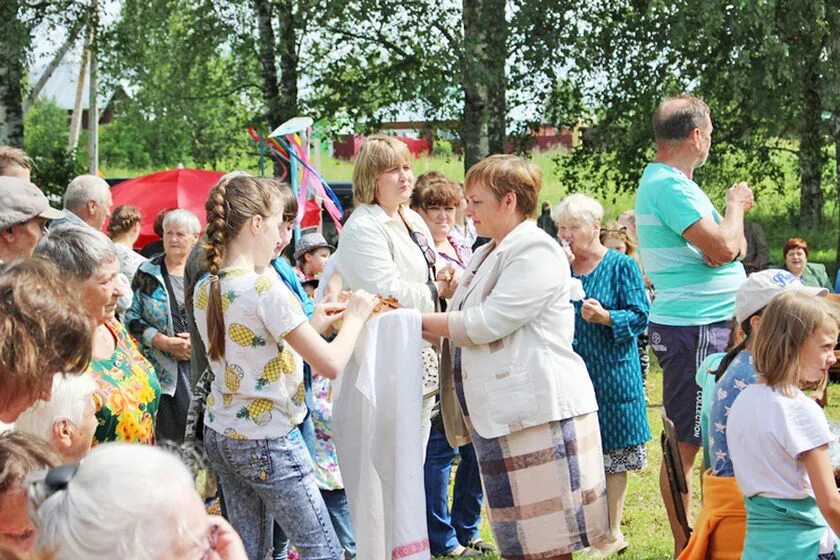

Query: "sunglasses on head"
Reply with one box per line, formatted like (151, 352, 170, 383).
(600, 226, 628, 236)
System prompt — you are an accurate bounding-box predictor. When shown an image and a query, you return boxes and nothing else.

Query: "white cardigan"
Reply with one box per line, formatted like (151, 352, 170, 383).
(444, 220, 598, 440)
(333, 204, 435, 313)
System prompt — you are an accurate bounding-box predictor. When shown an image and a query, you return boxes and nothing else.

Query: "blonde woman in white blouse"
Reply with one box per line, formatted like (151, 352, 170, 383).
(333, 135, 454, 450)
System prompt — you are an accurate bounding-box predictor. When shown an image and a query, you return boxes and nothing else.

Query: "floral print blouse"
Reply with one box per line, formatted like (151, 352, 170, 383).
(86, 320, 161, 444)
(310, 374, 343, 490)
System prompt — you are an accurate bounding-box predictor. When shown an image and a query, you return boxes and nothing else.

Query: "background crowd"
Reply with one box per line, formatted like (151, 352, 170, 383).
(0, 93, 839, 560)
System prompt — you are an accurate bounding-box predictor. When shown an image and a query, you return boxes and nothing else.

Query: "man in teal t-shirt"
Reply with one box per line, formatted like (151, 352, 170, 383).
(634, 94, 754, 557)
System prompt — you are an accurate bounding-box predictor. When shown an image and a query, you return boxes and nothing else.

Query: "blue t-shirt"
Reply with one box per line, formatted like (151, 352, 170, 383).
(708, 351, 757, 476)
(635, 162, 746, 325)
(696, 352, 724, 471)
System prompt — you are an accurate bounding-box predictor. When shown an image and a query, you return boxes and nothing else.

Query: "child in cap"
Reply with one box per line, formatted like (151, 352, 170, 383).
(679, 269, 828, 560)
(727, 291, 840, 559)
(293, 232, 335, 298)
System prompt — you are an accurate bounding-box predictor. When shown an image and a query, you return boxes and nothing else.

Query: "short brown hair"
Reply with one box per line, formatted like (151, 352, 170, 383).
(153, 208, 177, 238)
(352, 135, 412, 206)
(0, 146, 33, 176)
(412, 175, 462, 211)
(277, 182, 298, 223)
(783, 237, 809, 258)
(0, 258, 92, 407)
(652, 95, 710, 143)
(107, 205, 142, 238)
(464, 154, 541, 217)
(0, 431, 59, 494)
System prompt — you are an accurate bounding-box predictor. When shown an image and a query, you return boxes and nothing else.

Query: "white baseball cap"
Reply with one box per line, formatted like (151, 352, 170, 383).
(735, 269, 827, 324)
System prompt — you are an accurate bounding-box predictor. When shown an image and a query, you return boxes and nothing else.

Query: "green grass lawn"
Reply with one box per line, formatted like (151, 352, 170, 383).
(442, 365, 840, 560)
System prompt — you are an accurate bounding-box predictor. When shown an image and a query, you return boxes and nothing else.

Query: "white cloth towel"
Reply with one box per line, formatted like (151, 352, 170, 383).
(333, 308, 430, 560)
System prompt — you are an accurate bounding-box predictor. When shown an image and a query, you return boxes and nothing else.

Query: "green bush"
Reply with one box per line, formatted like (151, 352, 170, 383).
(24, 100, 85, 199)
(433, 139, 453, 157)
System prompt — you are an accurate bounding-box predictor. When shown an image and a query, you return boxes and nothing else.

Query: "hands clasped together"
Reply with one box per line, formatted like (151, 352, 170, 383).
(436, 263, 461, 299)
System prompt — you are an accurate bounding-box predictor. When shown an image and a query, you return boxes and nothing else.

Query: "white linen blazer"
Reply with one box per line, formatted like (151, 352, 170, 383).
(333, 203, 435, 313)
(442, 220, 598, 441)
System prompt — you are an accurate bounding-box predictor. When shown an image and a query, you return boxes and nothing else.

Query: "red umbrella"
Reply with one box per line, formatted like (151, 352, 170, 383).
(110, 168, 224, 249)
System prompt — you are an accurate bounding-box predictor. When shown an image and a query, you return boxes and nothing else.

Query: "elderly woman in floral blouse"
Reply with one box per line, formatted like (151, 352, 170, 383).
(36, 224, 160, 444)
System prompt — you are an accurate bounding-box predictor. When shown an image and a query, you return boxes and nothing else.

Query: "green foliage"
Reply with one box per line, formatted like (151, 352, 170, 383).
(23, 99, 84, 197)
(98, 0, 257, 171)
(548, 0, 840, 228)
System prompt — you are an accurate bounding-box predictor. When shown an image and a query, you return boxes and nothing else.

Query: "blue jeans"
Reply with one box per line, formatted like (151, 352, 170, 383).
(204, 426, 342, 560)
(424, 429, 483, 555)
(321, 489, 356, 558)
(299, 378, 356, 559)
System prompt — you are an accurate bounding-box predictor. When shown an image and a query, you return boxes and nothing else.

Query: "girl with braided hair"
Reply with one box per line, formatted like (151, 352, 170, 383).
(193, 175, 378, 560)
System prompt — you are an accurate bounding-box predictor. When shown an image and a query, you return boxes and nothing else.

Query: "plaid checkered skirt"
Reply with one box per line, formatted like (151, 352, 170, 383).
(454, 353, 609, 558)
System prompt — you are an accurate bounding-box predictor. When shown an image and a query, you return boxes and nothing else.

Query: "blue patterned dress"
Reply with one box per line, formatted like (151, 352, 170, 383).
(572, 249, 651, 473)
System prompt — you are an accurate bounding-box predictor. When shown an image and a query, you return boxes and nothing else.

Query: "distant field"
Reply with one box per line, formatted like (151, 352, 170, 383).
(102, 148, 839, 274)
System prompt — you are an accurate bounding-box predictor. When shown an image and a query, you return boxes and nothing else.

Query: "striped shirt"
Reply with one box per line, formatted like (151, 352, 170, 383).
(635, 163, 745, 325)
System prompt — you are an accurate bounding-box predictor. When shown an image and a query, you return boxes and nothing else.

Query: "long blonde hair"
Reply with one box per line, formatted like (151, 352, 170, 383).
(752, 291, 839, 396)
(203, 175, 284, 360)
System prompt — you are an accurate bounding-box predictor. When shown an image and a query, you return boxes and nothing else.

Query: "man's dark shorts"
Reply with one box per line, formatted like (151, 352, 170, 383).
(649, 321, 731, 446)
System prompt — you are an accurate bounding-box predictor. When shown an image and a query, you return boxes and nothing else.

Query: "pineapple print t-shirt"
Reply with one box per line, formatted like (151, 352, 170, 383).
(193, 266, 308, 440)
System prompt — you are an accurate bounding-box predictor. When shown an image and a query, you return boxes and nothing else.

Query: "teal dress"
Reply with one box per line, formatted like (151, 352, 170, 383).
(572, 249, 652, 473)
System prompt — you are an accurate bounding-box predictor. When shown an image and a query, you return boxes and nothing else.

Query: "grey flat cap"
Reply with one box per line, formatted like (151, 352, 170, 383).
(0, 177, 64, 229)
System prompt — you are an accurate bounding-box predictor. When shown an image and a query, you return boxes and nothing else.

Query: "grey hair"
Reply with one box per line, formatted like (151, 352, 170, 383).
(162, 209, 202, 235)
(35, 224, 117, 282)
(551, 193, 604, 226)
(63, 175, 111, 211)
(32, 443, 194, 560)
(652, 95, 710, 143)
(15, 373, 97, 444)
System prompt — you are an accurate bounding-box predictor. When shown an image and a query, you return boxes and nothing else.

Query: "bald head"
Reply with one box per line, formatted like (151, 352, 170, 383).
(652, 95, 710, 144)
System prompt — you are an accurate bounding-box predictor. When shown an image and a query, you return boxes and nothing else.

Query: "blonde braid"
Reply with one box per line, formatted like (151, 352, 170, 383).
(204, 179, 229, 361)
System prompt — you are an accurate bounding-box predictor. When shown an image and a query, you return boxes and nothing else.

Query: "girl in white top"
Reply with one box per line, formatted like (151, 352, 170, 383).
(193, 175, 377, 560)
(727, 290, 840, 559)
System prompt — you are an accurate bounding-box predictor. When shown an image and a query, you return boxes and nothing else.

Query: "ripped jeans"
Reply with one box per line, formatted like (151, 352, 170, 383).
(204, 426, 343, 560)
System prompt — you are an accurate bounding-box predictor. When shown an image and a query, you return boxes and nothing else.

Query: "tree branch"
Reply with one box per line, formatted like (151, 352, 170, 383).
(177, 82, 262, 101)
(325, 26, 415, 61)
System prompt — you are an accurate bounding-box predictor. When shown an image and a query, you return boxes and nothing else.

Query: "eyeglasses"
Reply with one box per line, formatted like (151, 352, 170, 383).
(600, 226, 628, 236)
(410, 230, 437, 267)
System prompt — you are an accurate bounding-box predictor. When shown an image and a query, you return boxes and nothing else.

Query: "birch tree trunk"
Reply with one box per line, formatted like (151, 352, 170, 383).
(0, 0, 27, 147)
(798, 65, 824, 226)
(255, 0, 282, 130)
(276, 0, 300, 126)
(462, 0, 507, 171)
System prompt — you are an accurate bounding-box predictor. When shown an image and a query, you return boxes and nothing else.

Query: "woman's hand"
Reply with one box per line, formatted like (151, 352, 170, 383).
(436, 280, 455, 300)
(343, 290, 379, 323)
(207, 515, 248, 560)
(436, 263, 462, 297)
(310, 302, 347, 335)
(154, 332, 191, 361)
(560, 240, 575, 264)
(581, 298, 611, 326)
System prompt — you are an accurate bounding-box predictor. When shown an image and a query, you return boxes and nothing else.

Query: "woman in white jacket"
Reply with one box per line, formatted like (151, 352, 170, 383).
(422, 154, 609, 560)
(333, 135, 454, 449)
